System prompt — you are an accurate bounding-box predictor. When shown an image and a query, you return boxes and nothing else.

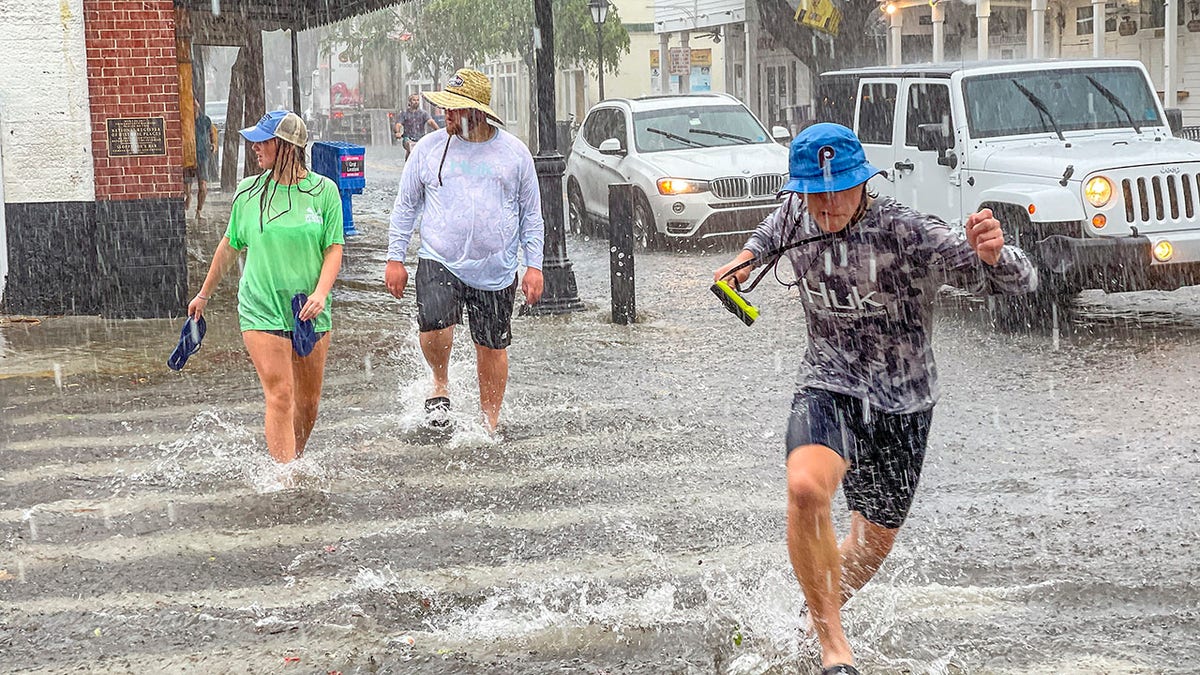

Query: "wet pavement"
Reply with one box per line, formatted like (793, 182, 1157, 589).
(3, 144, 1200, 674)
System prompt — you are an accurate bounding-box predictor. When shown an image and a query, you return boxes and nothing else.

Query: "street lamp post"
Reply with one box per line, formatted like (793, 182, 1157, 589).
(528, 0, 584, 315)
(589, 0, 610, 101)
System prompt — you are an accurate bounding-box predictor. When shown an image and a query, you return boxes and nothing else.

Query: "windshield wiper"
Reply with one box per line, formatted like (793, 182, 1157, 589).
(1011, 80, 1065, 141)
(646, 127, 705, 147)
(1086, 75, 1142, 134)
(688, 128, 753, 143)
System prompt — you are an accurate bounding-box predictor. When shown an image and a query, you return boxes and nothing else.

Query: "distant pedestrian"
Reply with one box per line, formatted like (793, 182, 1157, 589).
(188, 110, 345, 464)
(385, 69, 544, 433)
(430, 106, 446, 130)
(713, 123, 1037, 674)
(394, 93, 438, 158)
(185, 98, 217, 218)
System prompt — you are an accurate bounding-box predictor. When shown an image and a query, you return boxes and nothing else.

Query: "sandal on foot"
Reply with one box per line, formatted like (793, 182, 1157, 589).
(424, 397, 451, 428)
(821, 665, 861, 675)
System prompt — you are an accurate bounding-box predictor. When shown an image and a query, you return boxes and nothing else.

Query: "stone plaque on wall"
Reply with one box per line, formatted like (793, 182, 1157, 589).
(106, 117, 167, 157)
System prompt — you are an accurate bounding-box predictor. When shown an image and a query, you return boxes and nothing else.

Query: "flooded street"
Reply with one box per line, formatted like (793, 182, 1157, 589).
(3, 149, 1200, 674)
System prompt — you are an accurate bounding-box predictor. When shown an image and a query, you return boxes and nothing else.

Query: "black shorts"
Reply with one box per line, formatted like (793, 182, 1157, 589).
(415, 258, 517, 350)
(786, 387, 933, 529)
(263, 329, 328, 342)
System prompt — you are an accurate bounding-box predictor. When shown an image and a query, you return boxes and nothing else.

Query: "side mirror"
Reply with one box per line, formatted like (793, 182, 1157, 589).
(599, 138, 625, 156)
(917, 123, 958, 169)
(1165, 107, 1184, 134)
(771, 125, 791, 143)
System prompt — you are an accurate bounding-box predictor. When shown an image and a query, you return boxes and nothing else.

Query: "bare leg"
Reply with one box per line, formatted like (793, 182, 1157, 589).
(786, 444, 853, 668)
(197, 179, 208, 216)
(420, 326, 455, 398)
(183, 180, 192, 212)
(475, 344, 508, 431)
(291, 333, 331, 456)
(243, 331, 298, 463)
(839, 512, 900, 605)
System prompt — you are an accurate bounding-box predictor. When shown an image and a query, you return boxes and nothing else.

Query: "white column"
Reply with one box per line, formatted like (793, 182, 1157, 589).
(659, 32, 670, 94)
(1166, 0, 1178, 107)
(680, 30, 691, 93)
(1030, 0, 1046, 59)
(932, 1, 945, 63)
(745, 19, 758, 117)
(1092, 0, 1105, 58)
(889, 8, 903, 66)
(1051, 7, 1063, 57)
(977, 0, 991, 62)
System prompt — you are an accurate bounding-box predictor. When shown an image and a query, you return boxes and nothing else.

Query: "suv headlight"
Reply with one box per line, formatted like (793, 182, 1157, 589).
(657, 178, 710, 195)
(1085, 176, 1113, 208)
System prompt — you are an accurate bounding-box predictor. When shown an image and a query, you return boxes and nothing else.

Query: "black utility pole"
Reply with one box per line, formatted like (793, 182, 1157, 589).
(528, 0, 584, 315)
(589, 0, 609, 101)
(596, 23, 605, 100)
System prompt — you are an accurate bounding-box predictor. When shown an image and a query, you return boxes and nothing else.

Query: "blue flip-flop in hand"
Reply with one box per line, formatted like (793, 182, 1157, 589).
(291, 293, 318, 357)
(167, 316, 206, 371)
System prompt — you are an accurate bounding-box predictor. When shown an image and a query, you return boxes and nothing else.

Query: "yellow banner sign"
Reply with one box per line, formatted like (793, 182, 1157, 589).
(794, 0, 842, 36)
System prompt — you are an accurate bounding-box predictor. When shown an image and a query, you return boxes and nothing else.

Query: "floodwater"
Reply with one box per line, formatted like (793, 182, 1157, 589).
(2, 145, 1199, 674)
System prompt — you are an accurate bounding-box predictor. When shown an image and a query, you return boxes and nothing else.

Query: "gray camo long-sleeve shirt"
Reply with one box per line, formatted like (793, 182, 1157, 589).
(744, 195, 1038, 414)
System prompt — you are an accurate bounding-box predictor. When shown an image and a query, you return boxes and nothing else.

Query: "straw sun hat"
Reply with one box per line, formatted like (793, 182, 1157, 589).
(422, 69, 505, 126)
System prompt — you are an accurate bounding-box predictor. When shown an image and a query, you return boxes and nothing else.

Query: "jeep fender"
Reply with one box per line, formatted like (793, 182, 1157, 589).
(975, 185, 1085, 223)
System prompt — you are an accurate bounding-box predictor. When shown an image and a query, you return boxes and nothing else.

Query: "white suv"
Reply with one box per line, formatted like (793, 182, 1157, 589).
(817, 59, 1200, 302)
(565, 93, 790, 249)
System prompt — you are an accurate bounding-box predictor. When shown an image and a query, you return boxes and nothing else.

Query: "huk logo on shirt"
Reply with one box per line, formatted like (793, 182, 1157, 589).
(305, 207, 322, 224)
(802, 279, 884, 313)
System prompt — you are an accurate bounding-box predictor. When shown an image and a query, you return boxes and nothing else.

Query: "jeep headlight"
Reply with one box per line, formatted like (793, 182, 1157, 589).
(657, 178, 710, 195)
(1085, 176, 1113, 207)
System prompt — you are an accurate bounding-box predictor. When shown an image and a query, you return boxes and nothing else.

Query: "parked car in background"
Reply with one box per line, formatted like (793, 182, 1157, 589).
(205, 99, 226, 131)
(565, 93, 791, 249)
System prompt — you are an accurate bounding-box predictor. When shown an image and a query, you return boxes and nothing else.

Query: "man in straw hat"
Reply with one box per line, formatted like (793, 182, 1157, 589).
(386, 68, 544, 434)
(714, 123, 1036, 674)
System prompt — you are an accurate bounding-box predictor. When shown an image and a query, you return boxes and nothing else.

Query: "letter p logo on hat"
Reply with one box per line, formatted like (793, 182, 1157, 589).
(818, 145, 836, 169)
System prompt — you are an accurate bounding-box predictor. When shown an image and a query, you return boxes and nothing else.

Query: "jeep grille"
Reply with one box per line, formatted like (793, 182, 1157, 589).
(1121, 174, 1198, 224)
(711, 174, 785, 200)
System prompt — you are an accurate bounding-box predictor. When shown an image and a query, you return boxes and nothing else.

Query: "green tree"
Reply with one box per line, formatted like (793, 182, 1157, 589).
(754, 0, 884, 77)
(328, 0, 630, 84)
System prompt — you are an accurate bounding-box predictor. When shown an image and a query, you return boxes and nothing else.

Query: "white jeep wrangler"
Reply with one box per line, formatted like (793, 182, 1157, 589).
(816, 59, 1200, 304)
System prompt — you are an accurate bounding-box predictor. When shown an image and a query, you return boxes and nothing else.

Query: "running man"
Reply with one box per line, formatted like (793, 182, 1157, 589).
(713, 123, 1037, 674)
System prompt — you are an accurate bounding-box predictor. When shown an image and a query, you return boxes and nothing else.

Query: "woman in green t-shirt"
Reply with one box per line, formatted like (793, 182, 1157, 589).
(188, 110, 345, 465)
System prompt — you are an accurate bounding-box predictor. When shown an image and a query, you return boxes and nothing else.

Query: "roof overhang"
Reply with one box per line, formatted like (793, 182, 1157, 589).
(175, 0, 407, 32)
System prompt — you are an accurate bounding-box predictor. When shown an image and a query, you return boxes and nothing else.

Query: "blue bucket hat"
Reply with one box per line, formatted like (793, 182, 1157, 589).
(782, 123, 882, 194)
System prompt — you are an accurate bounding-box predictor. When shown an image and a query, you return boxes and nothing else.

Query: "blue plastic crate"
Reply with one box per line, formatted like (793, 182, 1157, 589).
(312, 141, 365, 237)
(312, 141, 366, 192)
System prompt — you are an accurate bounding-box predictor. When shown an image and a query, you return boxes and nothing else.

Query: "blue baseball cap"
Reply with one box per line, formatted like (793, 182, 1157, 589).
(239, 110, 308, 145)
(782, 123, 882, 194)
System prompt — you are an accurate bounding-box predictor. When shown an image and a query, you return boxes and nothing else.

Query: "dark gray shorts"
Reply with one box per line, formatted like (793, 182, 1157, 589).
(786, 387, 932, 529)
(415, 258, 517, 350)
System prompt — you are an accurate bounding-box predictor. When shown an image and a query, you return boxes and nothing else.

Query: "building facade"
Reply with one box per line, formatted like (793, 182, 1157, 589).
(1, 0, 188, 317)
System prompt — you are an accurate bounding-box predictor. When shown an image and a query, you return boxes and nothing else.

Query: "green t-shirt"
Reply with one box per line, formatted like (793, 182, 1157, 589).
(224, 172, 345, 332)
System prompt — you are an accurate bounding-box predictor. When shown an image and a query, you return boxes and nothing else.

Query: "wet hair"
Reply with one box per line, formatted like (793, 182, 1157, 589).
(231, 138, 327, 231)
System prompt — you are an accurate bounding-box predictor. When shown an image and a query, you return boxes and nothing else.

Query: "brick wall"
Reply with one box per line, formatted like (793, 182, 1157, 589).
(83, 0, 183, 201)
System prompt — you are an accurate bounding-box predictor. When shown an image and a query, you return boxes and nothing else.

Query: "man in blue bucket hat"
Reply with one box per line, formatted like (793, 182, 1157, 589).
(714, 123, 1037, 673)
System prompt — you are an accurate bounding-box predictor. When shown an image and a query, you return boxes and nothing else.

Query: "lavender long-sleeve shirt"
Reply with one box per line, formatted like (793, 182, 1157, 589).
(744, 195, 1038, 413)
(389, 128, 544, 291)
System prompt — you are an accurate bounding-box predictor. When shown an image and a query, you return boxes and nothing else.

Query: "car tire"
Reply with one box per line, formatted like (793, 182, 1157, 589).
(986, 203, 1080, 329)
(567, 181, 588, 236)
(633, 195, 661, 252)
